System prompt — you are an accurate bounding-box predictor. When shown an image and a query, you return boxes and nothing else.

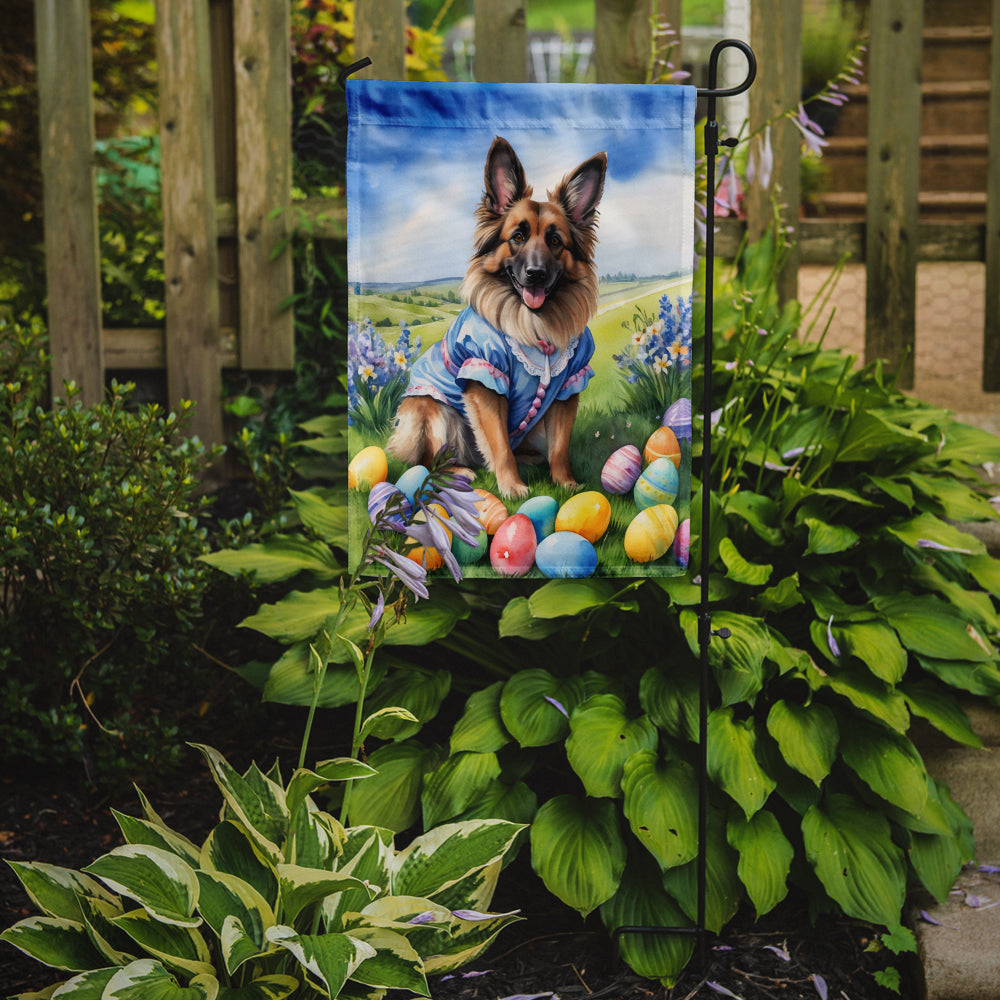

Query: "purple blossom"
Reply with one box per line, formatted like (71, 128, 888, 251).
(452, 908, 521, 921)
(407, 911, 438, 925)
(763, 944, 790, 961)
(367, 591, 385, 631)
(917, 539, 973, 555)
(827, 616, 841, 658)
(707, 982, 742, 999)
(368, 543, 429, 600)
(544, 695, 569, 718)
(790, 104, 829, 157)
(812, 974, 828, 1000)
(747, 124, 773, 191)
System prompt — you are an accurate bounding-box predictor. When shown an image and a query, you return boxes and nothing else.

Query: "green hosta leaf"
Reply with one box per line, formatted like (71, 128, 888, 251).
(288, 488, 349, 545)
(755, 573, 805, 614)
(599, 853, 694, 987)
(765, 700, 838, 786)
(724, 490, 784, 545)
(910, 562, 1000, 633)
(499, 670, 584, 747)
(727, 811, 793, 917)
(498, 596, 564, 639)
(908, 782, 968, 906)
(530, 795, 626, 917)
(347, 740, 442, 832)
(83, 846, 200, 928)
(639, 664, 699, 742)
(803, 517, 859, 556)
(906, 472, 998, 522)
(661, 811, 741, 933)
(453, 779, 538, 827)
(866, 474, 914, 509)
(936, 421, 1000, 464)
(103, 959, 218, 999)
(0, 916, 107, 971)
(200, 821, 278, 910)
(277, 865, 374, 925)
(966, 553, 1000, 597)
(707, 708, 776, 819)
(874, 594, 995, 662)
(621, 751, 699, 871)
(362, 667, 451, 740)
(834, 409, 927, 463)
(835, 621, 907, 684)
(680, 610, 770, 706)
(838, 718, 929, 816)
(261, 643, 385, 708)
(4, 862, 118, 922)
(359, 706, 421, 742)
(200, 535, 340, 584)
(526, 579, 618, 618)
(810, 662, 910, 732)
(718, 537, 772, 585)
(346, 926, 428, 994)
(886, 512, 985, 556)
(566, 695, 658, 798)
(195, 871, 273, 974)
(916, 655, 1000, 697)
(265, 926, 375, 998)
(421, 751, 502, 828)
(802, 793, 906, 926)
(450, 682, 511, 754)
(392, 820, 524, 901)
(112, 812, 201, 868)
(901, 680, 982, 748)
(111, 908, 214, 978)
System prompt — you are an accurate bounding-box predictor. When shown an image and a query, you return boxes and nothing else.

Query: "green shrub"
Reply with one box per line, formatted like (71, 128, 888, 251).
(0, 317, 221, 783)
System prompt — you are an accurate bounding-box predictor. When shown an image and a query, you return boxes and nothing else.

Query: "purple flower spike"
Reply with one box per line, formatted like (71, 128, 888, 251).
(369, 544, 429, 601)
(367, 591, 385, 631)
(827, 615, 841, 658)
(544, 695, 569, 718)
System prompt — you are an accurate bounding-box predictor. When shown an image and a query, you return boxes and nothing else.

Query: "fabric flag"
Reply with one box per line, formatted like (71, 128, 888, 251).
(346, 80, 696, 579)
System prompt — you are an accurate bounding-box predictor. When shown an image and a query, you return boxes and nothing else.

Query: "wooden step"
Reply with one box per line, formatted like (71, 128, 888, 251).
(922, 0, 992, 28)
(922, 25, 993, 83)
(813, 190, 987, 222)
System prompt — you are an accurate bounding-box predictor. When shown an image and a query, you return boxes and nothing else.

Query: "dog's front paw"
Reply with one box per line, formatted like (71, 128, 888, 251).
(497, 478, 531, 500)
(554, 476, 581, 492)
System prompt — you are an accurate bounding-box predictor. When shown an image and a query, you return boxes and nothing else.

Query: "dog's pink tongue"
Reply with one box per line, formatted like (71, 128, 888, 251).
(522, 286, 546, 310)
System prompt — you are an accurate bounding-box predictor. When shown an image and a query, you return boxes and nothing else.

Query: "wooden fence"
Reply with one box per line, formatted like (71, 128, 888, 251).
(34, 0, 1000, 446)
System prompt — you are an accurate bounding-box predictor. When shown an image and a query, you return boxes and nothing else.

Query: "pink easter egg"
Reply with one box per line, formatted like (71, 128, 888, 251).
(662, 397, 692, 442)
(601, 444, 642, 495)
(674, 518, 691, 567)
(490, 513, 537, 577)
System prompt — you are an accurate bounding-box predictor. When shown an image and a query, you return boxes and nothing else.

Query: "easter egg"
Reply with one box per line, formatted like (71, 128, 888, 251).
(367, 480, 411, 525)
(348, 446, 388, 490)
(662, 397, 692, 442)
(473, 489, 508, 534)
(624, 504, 679, 563)
(518, 495, 559, 542)
(394, 464, 431, 505)
(634, 457, 679, 510)
(452, 526, 489, 565)
(406, 504, 450, 572)
(674, 517, 691, 567)
(643, 425, 682, 468)
(554, 491, 611, 544)
(490, 514, 537, 577)
(601, 445, 642, 495)
(535, 531, 598, 579)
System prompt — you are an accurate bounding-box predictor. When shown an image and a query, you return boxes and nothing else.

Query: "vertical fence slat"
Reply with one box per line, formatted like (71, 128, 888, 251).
(747, 0, 801, 304)
(157, 0, 222, 445)
(34, 0, 103, 405)
(983, 0, 1000, 390)
(233, 0, 294, 369)
(474, 0, 527, 82)
(864, 0, 923, 389)
(594, 0, 655, 84)
(354, 0, 406, 80)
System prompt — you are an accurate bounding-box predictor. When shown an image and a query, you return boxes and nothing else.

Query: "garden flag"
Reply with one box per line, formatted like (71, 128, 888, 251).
(346, 80, 696, 579)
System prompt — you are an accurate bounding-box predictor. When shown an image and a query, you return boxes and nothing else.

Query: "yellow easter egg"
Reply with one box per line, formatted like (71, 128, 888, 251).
(473, 489, 508, 534)
(643, 426, 681, 468)
(624, 504, 679, 563)
(348, 445, 389, 490)
(554, 491, 611, 544)
(406, 504, 450, 571)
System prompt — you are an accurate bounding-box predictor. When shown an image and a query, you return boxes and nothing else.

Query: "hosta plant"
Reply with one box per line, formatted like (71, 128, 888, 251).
(1, 744, 523, 999)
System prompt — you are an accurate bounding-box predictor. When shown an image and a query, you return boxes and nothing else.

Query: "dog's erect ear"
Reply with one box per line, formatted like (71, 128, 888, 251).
(555, 153, 607, 228)
(484, 137, 528, 214)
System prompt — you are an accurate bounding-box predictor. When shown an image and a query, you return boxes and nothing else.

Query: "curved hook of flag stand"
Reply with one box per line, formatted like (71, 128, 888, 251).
(612, 38, 756, 973)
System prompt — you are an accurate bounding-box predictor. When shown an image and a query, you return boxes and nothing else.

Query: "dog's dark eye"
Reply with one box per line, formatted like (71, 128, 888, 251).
(547, 233, 563, 249)
(510, 231, 526, 244)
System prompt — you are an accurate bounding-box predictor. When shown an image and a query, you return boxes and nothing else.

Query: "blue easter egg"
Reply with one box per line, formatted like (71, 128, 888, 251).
(517, 495, 559, 542)
(634, 457, 679, 510)
(534, 531, 598, 579)
(394, 464, 430, 505)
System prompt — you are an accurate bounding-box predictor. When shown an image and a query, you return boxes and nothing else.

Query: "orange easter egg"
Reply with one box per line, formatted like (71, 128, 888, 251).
(643, 426, 681, 468)
(406, 504, 451, 571)
(473, 489, 508, 534)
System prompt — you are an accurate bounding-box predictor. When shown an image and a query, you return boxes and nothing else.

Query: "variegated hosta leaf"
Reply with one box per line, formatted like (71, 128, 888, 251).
(83, 845, 200, 928)
(391, 820, 524, 901)
(0, 915, 107, 971)
(265, 925, 376, 998)
(727, 810, 793, 918)
(344, 926, 429, 995)
(200, 821, 278, 910)
(599, 853, 694, 987)
(421, 906, 523, 975)
(41, 966, 117, 997)
(529, 795, 626, 917)
(802, 793, 906, 926)
(102, 958, 218, 999)
(112, 811, 201, 868)
(450, 681, 511, 754)
(191, 746, 288, 863)
(838, 718, 929, 817)
(4, 861, 118, 922)
(621, 751, 699, 871)
(499, 670, 585, 747)
(276, 865, 375, 925)
(288, 802, 343, 870)
(420, 859, 501, 916)
(347, 740, 442, 832)
(110, 908, 214, 979)
(78, 894, 136, 966)
(706, 707, 776, 819)
(323, 829, 393, 931)
(195, 870, 274, 974)
(213, 974, 299, 999)
(420, 751, 501, 829)
(565, 695, 658, 799)
(765, 700, 838, 786)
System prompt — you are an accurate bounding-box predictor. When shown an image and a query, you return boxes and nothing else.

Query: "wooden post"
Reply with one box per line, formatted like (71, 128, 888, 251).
(983, 0, 1000, 390)
(746, 0, 801, 305)
(864, 0, 923, 389)
(594, 0, 660, 84)
(34, 0, 104, 405)
(354, 0, 406, 80)
(474, 0, 527, 82)
(233, 0, 294, 369)
(157, 0, 223, 444)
